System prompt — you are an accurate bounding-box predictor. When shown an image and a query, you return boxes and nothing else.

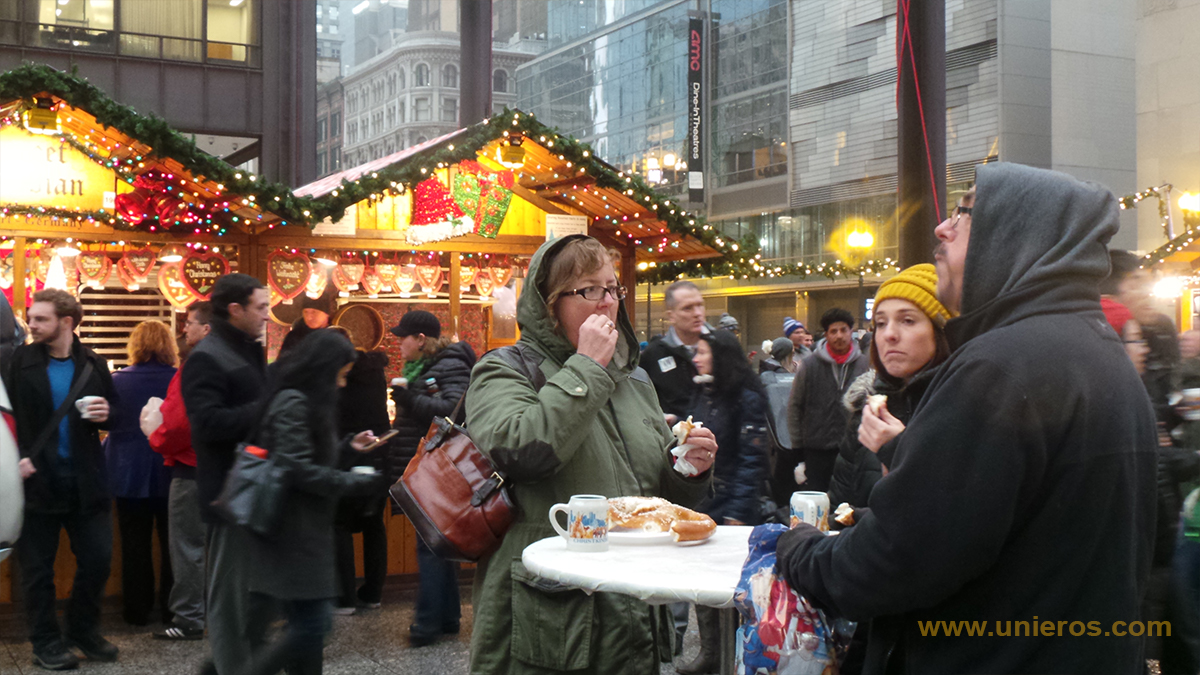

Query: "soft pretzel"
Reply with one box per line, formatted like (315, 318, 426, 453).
(608, 496, 717, 542)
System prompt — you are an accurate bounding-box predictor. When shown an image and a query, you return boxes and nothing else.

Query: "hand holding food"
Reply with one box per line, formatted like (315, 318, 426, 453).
(834, 502, 856, 527)
(859, 401, 905, 453)
(670, 416, 717, 475)
(608, 496, 717, 542)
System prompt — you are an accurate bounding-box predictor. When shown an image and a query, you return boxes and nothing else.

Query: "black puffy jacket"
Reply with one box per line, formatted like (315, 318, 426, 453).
(827, 367, 935, 512)
(686, 384, 770, 525)
(386, 341, 476, 509)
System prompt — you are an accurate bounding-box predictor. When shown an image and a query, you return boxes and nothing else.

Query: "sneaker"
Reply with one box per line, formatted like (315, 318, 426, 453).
(31, 642, 80, 671)
(331, 605, 357, 616)
(357, 600, 382, 610)
(65, 633, 118, 662)
(153, 625, 205, 641)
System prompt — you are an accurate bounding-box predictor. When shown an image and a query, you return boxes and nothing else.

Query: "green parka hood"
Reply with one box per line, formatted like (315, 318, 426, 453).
(518, 234, 641, 374)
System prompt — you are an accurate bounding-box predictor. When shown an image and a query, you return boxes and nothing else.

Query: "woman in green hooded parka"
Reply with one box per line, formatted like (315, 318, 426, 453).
(466, 235, 718, 674)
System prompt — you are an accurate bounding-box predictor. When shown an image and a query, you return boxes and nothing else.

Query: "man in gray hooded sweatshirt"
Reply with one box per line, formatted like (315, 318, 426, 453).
(776, 163, 1157, 674)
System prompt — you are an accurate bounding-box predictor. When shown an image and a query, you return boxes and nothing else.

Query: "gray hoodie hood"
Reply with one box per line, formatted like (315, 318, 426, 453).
(947, 163, 1119, 348)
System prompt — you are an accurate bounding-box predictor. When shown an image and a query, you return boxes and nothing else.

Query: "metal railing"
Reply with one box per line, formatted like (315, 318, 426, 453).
(0, 22, 260, 69)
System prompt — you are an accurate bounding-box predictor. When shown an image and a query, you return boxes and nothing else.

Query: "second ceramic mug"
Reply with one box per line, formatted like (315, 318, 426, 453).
(548, 494, 609, 552)
(790, 491, 830, 532)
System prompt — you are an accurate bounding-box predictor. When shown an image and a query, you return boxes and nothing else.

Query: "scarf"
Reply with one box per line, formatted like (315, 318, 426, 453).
(401, 357, 429, 383)
(827, 341, 852, 365)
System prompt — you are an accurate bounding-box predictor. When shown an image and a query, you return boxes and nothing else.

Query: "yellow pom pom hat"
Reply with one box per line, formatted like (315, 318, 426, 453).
(873, 263, 955, 326)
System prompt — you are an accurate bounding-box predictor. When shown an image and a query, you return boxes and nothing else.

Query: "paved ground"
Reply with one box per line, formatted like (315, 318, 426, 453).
(0, 580, 703, 674)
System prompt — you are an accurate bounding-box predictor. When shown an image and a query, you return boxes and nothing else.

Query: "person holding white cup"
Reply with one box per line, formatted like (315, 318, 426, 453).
(5, 289, 118, 669)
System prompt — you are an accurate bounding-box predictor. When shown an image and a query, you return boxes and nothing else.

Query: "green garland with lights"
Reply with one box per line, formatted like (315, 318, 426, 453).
(0, 63, 310, 223)
(1120, 184, 1200, 268)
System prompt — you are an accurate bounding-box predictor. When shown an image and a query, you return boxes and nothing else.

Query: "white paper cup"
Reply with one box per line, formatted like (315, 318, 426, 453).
(390, 378, 408, 387)
(351, 466, 377, 475)
(75, 396, 104, 420)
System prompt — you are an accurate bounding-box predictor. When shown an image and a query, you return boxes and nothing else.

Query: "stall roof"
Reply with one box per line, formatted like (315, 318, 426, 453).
(294, 110, 732, 265)
(0, 64, 305, 234)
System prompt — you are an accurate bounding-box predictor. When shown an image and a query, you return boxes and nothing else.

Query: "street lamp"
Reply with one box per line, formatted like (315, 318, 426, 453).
(847, 228, 875, 329)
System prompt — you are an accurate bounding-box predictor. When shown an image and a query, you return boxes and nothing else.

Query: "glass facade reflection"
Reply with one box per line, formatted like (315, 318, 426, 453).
(711, 0, 788, 188)
(516, 1, 691, 200)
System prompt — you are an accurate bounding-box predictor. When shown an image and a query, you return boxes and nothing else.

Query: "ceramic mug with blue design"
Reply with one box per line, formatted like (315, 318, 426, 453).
(549, 494, 609, 552)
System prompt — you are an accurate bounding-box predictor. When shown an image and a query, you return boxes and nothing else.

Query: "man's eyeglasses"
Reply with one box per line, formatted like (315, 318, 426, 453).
(568, 285, 627, 302)
(954, 205, 972, 218)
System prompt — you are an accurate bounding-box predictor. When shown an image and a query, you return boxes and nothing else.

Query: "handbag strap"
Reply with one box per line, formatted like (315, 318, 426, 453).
(25, 360, 95, 463)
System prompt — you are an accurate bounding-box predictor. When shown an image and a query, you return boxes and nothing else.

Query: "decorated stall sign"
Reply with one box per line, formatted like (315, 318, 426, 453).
(331, 264, 353, 297)
(459, 261, 478, 293)
(339, 258, 365, 291)
(266, 250, 312, 305)
(394, 266, 417, 297)
(416, 262, 443, 297)
(158, 262, 196, 310)
(450, 161, 515, 238)
(489, 263, 513, 289)
(361, 267, 383, 298)
(474, 270, 495, 298)
(180, 250, 229, 300)
(306, 267, 329, 299)
(407, 177, 472, 246)
(0, 255, 12, 290)
(75, 251, 112, 289)
(115, 259, 141, 291)
(0, 126, 116, 212)
(118, 248, 157, 284)
(375, 262, 399, 292)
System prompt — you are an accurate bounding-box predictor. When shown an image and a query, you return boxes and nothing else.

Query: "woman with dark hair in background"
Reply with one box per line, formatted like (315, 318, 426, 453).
(238, 330, 383, 675)
(329, 325, 391, 615)
(386, 310, 476, 646)
(676, 328, 770, 674)
(105, 320, 178, 626)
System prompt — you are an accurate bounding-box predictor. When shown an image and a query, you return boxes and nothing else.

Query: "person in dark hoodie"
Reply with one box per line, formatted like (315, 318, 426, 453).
(276, 286, 338, 360)
(827, 264, 953, 515)
(776, 165, 1157, 675)
(780, 307, 869, 500)
(385, 310, 477, 646)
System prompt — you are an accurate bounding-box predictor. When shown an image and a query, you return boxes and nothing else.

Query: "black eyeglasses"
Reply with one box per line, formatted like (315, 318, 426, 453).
(954, 205, 972, 217)
(568, 285, 627, 302)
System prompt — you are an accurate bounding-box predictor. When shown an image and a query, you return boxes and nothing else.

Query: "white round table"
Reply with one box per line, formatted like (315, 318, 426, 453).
(522, 525, 753, 675)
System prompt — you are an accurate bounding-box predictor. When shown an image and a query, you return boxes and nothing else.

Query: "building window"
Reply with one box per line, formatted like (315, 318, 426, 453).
(317, 152, 326, 176)
(441, 97, 457, 123)
(119, 0, 204, 61)
(386, 106, 395, 128)
(388, 73, 397, 97)
(414, 97, 431, 121)
(398, 68, 406, 89)
(329, 24, 337, 35)
(398, 101, 406, 124)
(332, 148, 341, 171)
(415, 63, 430, 87)
(330, 5, 339, 20)
(316, 23, 323, 33)
(331, 112, 341, 136)
(348, 121, 357, 144)
(443, 64, 458, 89)
(205, 0, 258, 63)
(493, 69, 507, 92)
(317, 119, 327, 143)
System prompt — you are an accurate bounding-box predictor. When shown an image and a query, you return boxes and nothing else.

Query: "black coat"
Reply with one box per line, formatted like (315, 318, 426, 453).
(246, 390, 377, 600)
(335, 350, 391, 526)
(180, 318, 267, 522)
(686, 384, 770, 525)
(5, 337, 114, 515)
(827, 368, 933, 511)
(387, 341, 477, 500)
(777, 163, 1157, 675)
(787, 339, 870, 451)
(641, 334, 698, 418)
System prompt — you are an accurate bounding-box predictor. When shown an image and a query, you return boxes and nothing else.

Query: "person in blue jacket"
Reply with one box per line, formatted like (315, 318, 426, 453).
(105, 320, 177, 626)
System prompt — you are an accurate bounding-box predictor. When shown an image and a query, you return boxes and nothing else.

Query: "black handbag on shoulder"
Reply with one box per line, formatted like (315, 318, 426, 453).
(211, 409, 289, 538)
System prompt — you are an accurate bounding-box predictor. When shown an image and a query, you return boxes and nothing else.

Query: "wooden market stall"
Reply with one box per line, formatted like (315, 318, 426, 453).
(0, 63, 733, 601)
(0, 64, 307, 605)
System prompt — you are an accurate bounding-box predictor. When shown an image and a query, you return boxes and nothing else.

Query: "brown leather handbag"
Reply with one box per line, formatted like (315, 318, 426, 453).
(389, 397, 515, 562)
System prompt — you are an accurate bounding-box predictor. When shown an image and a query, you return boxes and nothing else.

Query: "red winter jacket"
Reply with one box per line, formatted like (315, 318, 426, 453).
(149, 370, 196, 467)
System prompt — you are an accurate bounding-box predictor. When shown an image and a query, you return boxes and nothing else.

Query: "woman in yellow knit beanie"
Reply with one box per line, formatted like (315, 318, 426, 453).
(829, 264, 956, 513)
